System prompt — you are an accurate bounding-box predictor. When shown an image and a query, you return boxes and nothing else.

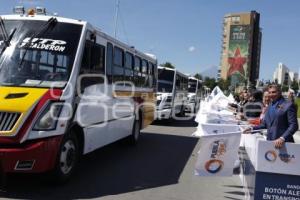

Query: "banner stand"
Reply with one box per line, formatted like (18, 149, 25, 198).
(240, 134, 300, 200)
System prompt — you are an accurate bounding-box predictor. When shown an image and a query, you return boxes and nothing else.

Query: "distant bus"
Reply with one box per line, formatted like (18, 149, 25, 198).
(185, 77, 202, 113)
(0, 6, 157, 182)
(156, 66, 188, 120)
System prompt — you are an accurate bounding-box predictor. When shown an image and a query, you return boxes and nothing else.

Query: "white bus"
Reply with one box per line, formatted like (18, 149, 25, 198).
(0, 7, 157, 182)
(156, 66, 188, 120)
(185, 77, 202, 113)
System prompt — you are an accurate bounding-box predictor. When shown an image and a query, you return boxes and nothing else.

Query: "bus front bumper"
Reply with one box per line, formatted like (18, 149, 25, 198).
(155, 109, 172, 120)
(0, 136, 62, 173)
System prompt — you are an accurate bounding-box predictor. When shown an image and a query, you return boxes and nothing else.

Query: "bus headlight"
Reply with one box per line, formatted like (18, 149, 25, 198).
(33, 102, 63, 130)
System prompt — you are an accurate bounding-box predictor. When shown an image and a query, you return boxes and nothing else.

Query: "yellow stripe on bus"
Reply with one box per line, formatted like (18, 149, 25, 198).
(0, 87, 48, 136)
(114, 90, 155, 128)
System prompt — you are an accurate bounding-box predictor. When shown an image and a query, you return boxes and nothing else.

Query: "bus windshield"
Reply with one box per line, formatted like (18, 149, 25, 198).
(158, 68, 174, 93)
(0, 19, 82, 88)
(188, 79, 197, 93)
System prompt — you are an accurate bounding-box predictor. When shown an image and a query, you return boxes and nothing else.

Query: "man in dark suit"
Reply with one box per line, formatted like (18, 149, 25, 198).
(245, 84, 298, 148)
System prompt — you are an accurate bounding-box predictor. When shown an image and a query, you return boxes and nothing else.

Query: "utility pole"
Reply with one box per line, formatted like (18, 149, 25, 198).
(114, 0, 120, 38)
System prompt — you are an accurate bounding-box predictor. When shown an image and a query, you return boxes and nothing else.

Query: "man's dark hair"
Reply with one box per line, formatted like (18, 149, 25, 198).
(251, 90, 263, 102)
(268, 84, 282, 95)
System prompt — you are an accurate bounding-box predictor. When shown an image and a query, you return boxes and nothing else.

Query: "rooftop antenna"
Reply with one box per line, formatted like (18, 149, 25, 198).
(114, 0, 120, 38)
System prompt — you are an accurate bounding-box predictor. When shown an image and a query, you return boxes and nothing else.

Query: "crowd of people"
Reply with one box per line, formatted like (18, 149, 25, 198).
(228, 84, 299, 148)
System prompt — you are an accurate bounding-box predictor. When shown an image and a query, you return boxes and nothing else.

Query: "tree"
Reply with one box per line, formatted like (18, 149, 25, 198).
(281, 84, 289, 92)
(160, 62, 175, 69)
(194, 73, 203, 80)
(290, 80, 299, 92)
(203, 76, 217, 90)
(218, 78, 230, 91)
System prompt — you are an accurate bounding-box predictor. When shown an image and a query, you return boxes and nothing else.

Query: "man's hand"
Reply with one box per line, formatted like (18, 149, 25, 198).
(274, 137, 285, 149)
(242, 127, 252, 134)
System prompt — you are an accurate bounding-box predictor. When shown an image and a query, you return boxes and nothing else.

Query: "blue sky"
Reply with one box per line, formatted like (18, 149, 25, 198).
(1, 0, 300, 80)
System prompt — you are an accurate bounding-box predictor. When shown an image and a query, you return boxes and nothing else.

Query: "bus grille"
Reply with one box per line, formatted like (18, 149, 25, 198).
(0, 112, 21, 132)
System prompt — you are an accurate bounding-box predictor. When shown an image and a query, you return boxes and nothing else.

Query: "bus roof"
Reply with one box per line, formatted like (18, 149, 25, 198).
(87, 22, 157, 63)
(158, 66, 175, 71)
(1, 14, 157, 63)
(158, 66, 188, 78)
(1, 14, 87, 25)
(188, 76, 202, 82)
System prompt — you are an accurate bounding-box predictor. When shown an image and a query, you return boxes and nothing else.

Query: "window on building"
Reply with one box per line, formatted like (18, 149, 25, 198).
(232, 16, 240, 23)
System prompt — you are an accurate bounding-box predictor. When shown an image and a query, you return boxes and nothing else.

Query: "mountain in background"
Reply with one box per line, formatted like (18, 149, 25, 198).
(199, 65, 219, 79)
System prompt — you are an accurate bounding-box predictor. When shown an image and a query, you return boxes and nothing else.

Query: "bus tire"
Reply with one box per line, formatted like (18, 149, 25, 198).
(51, 132, 80, 183)
(127, 115, 141, 145)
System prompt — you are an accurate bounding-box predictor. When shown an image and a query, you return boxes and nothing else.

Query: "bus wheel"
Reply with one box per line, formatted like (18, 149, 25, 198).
(128, 116, 141, 145)
(52, 133, 79, 183)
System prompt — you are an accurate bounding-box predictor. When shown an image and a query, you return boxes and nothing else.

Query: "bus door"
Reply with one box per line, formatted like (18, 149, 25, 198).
(75, 34, 111, 153)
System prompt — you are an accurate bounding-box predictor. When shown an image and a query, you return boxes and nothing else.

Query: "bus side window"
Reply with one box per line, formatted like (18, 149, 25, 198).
(125, 52, 134, 84)
(197, 81, 202, 96)
(91, 43, 105, 73)
(113, 46, 124, 83)
(181, 76, 184, 90)
(80, 40, 105, 90)
(184, 77, 188, 90)
(176, 75, 180, 90)
(153, 64, 157, 88)
(148, 62, 153, 88)
(197, 81, 202, 89)
(134, 56, 141, 87)
(142, 59, 148, 88)
(106, 42, 113, 83)
(183, 77, 187, 90)
(81, 41, 91, 73)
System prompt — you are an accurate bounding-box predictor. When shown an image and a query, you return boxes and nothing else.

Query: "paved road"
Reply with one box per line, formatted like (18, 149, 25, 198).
(0, 119, 245, 200)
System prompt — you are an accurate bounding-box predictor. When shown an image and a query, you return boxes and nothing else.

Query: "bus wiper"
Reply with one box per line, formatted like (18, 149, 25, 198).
(0, 17, 17, 55)
(18, 17, 57, 67)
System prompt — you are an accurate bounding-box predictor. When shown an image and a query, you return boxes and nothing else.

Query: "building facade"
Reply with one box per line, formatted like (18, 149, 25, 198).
(289, 72, 298, 83)
(273, 63, 298, 85)
(220, 11, 262, 88)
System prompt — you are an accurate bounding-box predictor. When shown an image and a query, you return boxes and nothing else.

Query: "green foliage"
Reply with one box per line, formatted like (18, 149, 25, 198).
(160, 62, 175, 69)
(290, 80, 299, 92)
(295, 98, 300, 118)
(194, 73, 203, 80)
(218, 78, 231, 91)
(281, 85, 289, 92)
(203, 76, 217, 90)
